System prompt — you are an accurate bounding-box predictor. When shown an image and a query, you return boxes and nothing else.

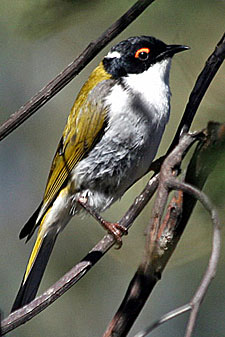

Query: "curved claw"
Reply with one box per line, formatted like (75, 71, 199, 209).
(102, 221, 128, 248)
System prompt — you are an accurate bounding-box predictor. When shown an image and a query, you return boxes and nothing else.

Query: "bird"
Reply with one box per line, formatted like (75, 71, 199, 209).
(11, 35, 189, 312)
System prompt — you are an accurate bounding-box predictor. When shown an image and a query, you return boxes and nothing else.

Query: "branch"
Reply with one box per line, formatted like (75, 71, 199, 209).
(133, 304, 191, 337)
(1, 9, 224, 337)
(0, 0, 155, 141)
(0, 174, 159, 335)
(166, 180, 221, 337)
(2, 29, 224, 335)
(103, 122, 225, 337)
(134, 177, 221, 337)
(103, 133, 198, 337)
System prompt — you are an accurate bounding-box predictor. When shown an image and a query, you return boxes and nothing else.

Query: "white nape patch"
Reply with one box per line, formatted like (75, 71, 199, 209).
(105, 51, 121, 59)
(123, 58, 172, 123)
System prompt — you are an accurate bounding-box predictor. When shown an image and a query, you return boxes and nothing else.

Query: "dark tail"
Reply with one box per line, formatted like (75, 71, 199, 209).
(11, 229, 58, 312)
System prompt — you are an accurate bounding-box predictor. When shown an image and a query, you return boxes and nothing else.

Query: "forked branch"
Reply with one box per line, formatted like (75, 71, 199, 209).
(103, 122, 224, 337)
(134, 178, 221, 337)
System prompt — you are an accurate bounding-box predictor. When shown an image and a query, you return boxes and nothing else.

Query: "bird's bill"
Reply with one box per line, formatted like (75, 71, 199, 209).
(156, 44, 190, 61)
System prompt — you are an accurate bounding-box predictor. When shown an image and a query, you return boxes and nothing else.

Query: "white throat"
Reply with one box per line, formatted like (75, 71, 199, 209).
(105, 58, 172, 145)
(123, 58, 172, 124)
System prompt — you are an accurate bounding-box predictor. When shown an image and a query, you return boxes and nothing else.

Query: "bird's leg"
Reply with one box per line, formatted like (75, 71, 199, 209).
(78, 196, 128, 248)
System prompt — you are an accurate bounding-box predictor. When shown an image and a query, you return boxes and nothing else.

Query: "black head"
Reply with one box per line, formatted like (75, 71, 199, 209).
(103, 36, 189, 79)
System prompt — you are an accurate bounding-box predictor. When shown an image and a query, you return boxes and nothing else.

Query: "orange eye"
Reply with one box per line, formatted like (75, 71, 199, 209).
(135, 47, 150, 60)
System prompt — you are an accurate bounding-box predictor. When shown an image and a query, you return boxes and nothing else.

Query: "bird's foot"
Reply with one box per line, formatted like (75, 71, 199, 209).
(100, 220, 128, 248)
(78, 197, 127, 248)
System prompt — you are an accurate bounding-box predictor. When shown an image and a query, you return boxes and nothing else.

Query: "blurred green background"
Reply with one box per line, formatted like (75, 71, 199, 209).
(0, 0, 224, 336)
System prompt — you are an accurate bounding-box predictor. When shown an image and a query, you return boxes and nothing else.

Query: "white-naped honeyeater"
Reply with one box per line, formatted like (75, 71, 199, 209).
(11, 36, 189, 312)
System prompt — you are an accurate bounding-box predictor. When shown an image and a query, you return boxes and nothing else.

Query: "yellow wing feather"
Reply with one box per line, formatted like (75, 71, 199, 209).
(22, 63, 112, 282)
(42, 62, 111, 214)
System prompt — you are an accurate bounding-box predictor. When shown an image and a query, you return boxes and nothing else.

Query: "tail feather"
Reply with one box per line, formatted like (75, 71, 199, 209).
(19, 203, 43, 242)
(11, 229, 58, 312)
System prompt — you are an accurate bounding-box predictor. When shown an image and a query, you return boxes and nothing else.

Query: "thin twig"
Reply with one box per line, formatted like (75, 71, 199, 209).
(166, 180, 221, 337)
(134, 178, 221, 337)
(0, 0, 155, 141)
(133, 304, 191, 337)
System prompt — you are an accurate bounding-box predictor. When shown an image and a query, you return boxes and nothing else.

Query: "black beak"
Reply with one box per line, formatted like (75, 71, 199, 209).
(156, 44, 190, 61)
(166, 44, 190, 56)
